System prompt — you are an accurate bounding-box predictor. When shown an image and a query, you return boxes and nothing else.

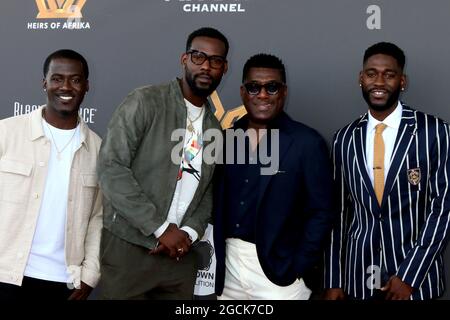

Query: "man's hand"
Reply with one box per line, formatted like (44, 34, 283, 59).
(381, 275, 413, 300)
(323, 288, 346, 300)
(67, 281, 93, 300)
(149, 223, 191, 258)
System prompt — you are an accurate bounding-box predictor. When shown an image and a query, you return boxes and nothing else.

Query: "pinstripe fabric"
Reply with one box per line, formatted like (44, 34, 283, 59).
(324, 104, 450, 300)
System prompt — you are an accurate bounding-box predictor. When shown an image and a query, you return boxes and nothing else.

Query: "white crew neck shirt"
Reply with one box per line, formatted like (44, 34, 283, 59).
(24, 119, 81, 283)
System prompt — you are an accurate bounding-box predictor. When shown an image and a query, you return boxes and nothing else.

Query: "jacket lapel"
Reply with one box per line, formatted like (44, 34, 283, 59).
(352, 114, 379, 203)
(381, 106, 416, 206)
(256, 129, 293, 207)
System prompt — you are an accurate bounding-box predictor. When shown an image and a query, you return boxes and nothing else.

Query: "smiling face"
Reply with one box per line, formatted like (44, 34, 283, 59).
(360, 53, 406, 114)
(241, 67, 287, 127)
(43, 57, 89, 119)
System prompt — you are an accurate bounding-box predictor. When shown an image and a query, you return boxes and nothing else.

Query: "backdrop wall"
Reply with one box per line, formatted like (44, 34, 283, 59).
(1, 0, 449, 299)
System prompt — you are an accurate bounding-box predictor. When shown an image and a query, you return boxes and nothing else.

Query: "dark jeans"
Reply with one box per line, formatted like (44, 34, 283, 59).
(0, 277, 73, 301)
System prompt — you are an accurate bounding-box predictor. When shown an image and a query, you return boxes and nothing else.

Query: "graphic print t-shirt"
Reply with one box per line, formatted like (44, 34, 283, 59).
(166, 99, 204, 225)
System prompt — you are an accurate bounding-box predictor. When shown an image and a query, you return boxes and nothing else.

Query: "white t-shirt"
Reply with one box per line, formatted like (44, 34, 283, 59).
(154, 99, 205, 242)
(24, 119, 80, 283)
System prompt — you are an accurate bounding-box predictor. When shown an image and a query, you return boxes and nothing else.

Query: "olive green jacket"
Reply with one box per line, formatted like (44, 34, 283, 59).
(97, 79, 221, 249)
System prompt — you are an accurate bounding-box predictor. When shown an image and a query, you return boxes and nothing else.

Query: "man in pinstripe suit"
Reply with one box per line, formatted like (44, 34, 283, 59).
(324, 42, 450, 300)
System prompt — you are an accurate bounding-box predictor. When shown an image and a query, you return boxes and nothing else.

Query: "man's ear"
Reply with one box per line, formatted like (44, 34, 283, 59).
(181, 52, 188, 67)
(400, 74, 407, 91)
(282, 84, 288, 99)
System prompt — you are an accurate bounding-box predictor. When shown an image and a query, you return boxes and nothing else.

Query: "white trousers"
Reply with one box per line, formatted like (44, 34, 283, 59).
(218, 238, 312, 300)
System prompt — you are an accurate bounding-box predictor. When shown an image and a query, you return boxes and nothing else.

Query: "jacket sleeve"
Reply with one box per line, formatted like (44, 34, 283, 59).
(0, 121, 4, 157)
(324, 131, 351, 289)
(97, 89, 163, 237)
(81, 187, 103, 288)
(397, 122, 450, 288)
(294, 133, 337, 277)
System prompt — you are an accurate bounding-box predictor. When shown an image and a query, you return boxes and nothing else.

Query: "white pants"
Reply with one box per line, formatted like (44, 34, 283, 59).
(218, 238, 312, 300)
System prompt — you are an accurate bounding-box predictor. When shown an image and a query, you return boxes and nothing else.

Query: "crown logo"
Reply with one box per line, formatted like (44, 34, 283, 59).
(35, 0, 86, 19)
(209, 91, 247, 129)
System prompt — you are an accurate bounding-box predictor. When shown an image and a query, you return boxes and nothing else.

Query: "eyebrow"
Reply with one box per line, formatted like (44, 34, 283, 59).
(189, 49, 226, 58)
(50, 73, 83, 77)
(364, 68, 398, 73)
(247, 80, 282, 83)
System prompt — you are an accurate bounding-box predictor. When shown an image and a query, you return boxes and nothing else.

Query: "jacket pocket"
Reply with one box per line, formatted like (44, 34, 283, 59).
(0, 158, 33, 176)
(81, 173, 98, 187)
(80, 173, 98, 216)
(0, 158, 33, 204)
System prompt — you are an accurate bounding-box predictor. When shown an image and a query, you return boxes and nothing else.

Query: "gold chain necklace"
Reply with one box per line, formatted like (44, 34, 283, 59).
(187, 106, 204, 133)
(43, 116, 79, 161)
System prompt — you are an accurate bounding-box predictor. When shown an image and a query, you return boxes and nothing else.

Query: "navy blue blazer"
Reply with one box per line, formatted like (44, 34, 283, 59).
(324, 104, 450, 300)
(214, 112, 336, 295)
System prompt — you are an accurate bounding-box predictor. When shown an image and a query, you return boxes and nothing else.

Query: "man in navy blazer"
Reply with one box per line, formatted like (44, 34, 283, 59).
(324, 42, 450, 300)
(213, 54, 336, 299)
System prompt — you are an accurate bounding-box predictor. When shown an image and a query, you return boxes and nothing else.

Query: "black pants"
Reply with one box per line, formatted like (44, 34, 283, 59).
(97, 228, 199, 300)
(0, 277, 73, 301)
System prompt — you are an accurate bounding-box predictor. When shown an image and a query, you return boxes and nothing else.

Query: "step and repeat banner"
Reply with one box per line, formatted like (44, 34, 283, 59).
(1, 0, 450, 299)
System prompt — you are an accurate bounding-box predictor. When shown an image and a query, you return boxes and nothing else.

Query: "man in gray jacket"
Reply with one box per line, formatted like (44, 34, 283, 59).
(97, 27, 228, 299)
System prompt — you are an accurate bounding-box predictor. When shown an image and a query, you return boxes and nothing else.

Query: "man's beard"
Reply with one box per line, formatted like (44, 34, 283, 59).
(185, 71, 221, 98)
(362, 87, 401, 112)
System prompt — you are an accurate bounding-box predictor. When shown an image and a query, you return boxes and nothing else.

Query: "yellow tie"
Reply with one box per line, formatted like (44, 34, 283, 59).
(374, 123, 387, 205)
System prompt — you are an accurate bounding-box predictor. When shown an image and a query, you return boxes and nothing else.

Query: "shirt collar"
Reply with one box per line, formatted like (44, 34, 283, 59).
(30, 106, 90, 151)
(367, 101, 403, 133)
(233, 111, 289, 131)
(184, 98, 204, 109)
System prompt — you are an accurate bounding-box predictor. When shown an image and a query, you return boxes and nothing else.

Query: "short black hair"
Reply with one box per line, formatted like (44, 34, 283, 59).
(242, 53, 286, 83)
(43, 49, 89, 79)
(186, 27, 229, 57)
(363, 42, 406, 70)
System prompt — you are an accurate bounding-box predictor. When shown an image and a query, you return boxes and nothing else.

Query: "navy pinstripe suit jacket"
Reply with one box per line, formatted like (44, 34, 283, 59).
(324, 104, 450, 300)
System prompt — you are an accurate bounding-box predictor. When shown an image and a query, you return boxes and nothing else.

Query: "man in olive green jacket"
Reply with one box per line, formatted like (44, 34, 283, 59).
(97, 27, 229, 299)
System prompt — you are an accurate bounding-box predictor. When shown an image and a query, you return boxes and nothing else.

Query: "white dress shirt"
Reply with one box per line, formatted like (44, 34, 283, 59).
(365, 101, 403, 185)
